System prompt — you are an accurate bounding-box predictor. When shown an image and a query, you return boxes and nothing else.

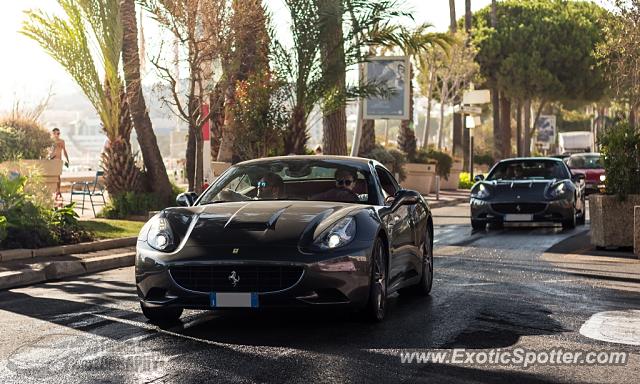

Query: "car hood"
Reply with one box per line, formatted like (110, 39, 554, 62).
(164, 200, 364, 248)
(571, 168, 604, 183)
(482, 179, 560, 200)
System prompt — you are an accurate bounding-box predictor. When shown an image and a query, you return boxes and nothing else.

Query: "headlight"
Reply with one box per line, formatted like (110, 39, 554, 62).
(471, 183, 491, 199)
(599, 174, 606, 182)
(314, 217, 356, 250)
(547, 182, 568, 200)
(145, 216, 176, 252)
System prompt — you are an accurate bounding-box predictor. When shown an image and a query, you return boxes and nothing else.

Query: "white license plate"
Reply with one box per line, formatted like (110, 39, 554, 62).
(210, 292, 258, 308)
(504, 214, 533, 222)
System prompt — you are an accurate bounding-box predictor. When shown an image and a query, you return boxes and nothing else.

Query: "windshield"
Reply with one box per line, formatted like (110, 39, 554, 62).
(198, 160, 375, 205)
(567, 154, 603, 169)
(486, 160, 570, 181)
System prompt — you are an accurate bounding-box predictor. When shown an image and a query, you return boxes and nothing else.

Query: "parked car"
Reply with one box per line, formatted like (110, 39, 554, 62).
(136, 156, 434, 323)
(470, 157, 586, 230)
(565, 152, 605, 194)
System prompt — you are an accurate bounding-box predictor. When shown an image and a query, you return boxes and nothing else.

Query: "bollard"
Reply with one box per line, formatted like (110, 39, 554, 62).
(635, 206, 640, 258)
(435, 176, 440, 201)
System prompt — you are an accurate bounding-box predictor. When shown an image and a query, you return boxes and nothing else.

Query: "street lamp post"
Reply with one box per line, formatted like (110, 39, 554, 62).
(465, 115, 476, 181)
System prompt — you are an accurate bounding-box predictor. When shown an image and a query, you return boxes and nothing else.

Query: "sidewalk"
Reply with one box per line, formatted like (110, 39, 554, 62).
(424, 189, 469, 209)
(542, 230, 640, 292)
(0, 245, 135, 290)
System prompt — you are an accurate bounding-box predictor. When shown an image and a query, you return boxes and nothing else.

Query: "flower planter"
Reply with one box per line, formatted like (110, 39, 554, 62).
(211, 161, 232, 179)
(402, 162, 436, 195)
(635, 206, 640, 258)
(440, 158, 463, 190)
(0, 159, 63, 195)
(589, 194, 640, 248)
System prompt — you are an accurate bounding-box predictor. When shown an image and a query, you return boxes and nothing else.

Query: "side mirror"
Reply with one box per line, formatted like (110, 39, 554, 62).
(389, 189, 420, 210)
(474, 175, 485, 182)
(176, 192, 198, 207)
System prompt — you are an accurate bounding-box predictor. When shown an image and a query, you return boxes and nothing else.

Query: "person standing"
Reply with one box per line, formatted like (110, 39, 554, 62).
(49, 128, 70, 199)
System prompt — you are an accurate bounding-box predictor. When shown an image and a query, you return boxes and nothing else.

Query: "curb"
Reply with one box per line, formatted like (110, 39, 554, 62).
(0, 251, 136, 291)
(428, 197, 468, 210)
(0, 237, 137, 262)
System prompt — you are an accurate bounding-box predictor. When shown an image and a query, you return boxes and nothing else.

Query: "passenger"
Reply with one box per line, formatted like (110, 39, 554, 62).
(513, 165, 525, 179)
(256, 172, 284, 199)
(312, 168, 360, 203)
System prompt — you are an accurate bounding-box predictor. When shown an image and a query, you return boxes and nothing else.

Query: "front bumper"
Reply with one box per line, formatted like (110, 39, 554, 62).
(470, 198, 574, 224)
(135, 242, 373, 310)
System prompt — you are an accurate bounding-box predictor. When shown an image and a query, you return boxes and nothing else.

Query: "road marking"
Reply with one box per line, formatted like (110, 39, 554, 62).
(540, 279, 574, 283)
(579, 310, 640, 346)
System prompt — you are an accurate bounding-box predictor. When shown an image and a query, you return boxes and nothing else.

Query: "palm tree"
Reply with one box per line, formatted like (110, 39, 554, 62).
(22, 0, 142, 196)
(121, 0, 172, 205)
(393, 24, 452, 160)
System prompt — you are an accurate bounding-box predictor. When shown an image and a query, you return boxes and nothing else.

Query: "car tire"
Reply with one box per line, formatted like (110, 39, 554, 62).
(471, 220, 485, 231)
(490, 221, 504, 230)
(562, 207, 577, 230)
(363, 238, 387, 322)
(400, 231, 434, 296)
(140, 302, 183, 324)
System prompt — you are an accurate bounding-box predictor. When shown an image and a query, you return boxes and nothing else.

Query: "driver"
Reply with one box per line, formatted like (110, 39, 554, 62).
(219, 172, 284, 201)
(513, 165, 524, 179)
(312, 168, 360, 203)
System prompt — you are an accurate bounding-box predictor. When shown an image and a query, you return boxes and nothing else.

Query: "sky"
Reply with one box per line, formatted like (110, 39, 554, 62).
(0, 0, 492, 111)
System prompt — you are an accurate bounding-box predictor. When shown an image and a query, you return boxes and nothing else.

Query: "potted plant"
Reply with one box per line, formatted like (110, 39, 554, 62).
(399, 148, 436, 195)
(589, 121, 640, 249)
(364, 145, 408, 183)
(0, 119, 61, 195)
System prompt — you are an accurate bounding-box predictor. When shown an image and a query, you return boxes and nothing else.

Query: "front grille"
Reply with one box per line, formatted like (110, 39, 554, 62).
(169, 265, 303, 293)
(491, 203, 547, 214)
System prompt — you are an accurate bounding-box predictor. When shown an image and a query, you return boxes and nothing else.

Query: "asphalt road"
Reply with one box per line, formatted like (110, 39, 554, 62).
(0, 203, 638, 384)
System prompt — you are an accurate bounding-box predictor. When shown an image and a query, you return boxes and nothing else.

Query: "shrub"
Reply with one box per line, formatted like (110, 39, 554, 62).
(364, 145, 407, 182)
(0, 117, 52, 161)
(100, 192, 161, 219)
(414, 149, 453, 180)
(474, 152, 495, 167)
(0, 169, 93, 250)
(458, 172, 474, 189)
(598, 121, 640, 199)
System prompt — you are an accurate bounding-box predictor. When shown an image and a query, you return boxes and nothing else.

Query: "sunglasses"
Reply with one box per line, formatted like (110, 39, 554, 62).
(336, 179, 354, 186)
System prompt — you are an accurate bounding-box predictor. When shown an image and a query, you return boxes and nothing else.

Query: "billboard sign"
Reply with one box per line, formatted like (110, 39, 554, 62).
(536, 115, 557, 144)
(363, 56, 410, 120)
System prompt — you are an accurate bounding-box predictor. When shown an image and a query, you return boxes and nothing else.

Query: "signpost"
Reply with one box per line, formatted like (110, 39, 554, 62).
(535, 115, 557, 155)
(351, 56, 410, 156)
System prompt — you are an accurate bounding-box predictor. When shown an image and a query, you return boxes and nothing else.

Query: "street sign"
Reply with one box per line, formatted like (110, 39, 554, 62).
(453, 105, 482, 115)
(363, 56, 410, 120)
(462, 89, 491, 104)
(536, 115, 557, 144)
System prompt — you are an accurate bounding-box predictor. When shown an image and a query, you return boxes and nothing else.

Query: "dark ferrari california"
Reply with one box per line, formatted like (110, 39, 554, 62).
(136, 156, 434, 322)
(470, 157, 586, 230)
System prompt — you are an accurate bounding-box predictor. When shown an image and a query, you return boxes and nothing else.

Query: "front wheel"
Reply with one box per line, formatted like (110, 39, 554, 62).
(140, 302, 183, 324)
(363, 238, 387, 322)
(471, 220, 485, 231)
(562, 207, 577, 230)
(400, 231, 433, 296)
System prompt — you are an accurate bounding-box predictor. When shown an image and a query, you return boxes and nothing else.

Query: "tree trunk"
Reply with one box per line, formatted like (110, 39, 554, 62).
(460, 113, 468, 163)
(449, 0, 457, 33)
(516, 100, 522, 156)
(491, 0, 497, 26)
(120, 0, 172, 204)
(195, 121, 203, 194)
(186, 96, 197, 191)
(421, 67, 435, 149)
(398, 64, 416, 160)
(438, 102, 445, 149)
(285, 105, 308, 154)
(318, 0, 347, 155)
(217, 84, 236, 162)
(500, 93, 511, 158)
(359, 119, 375, 155)
(524, 99, 532, 156)
(209, 84, 224, 160)
(491, 87, 501, 161)
(465, 0, 472, 32)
